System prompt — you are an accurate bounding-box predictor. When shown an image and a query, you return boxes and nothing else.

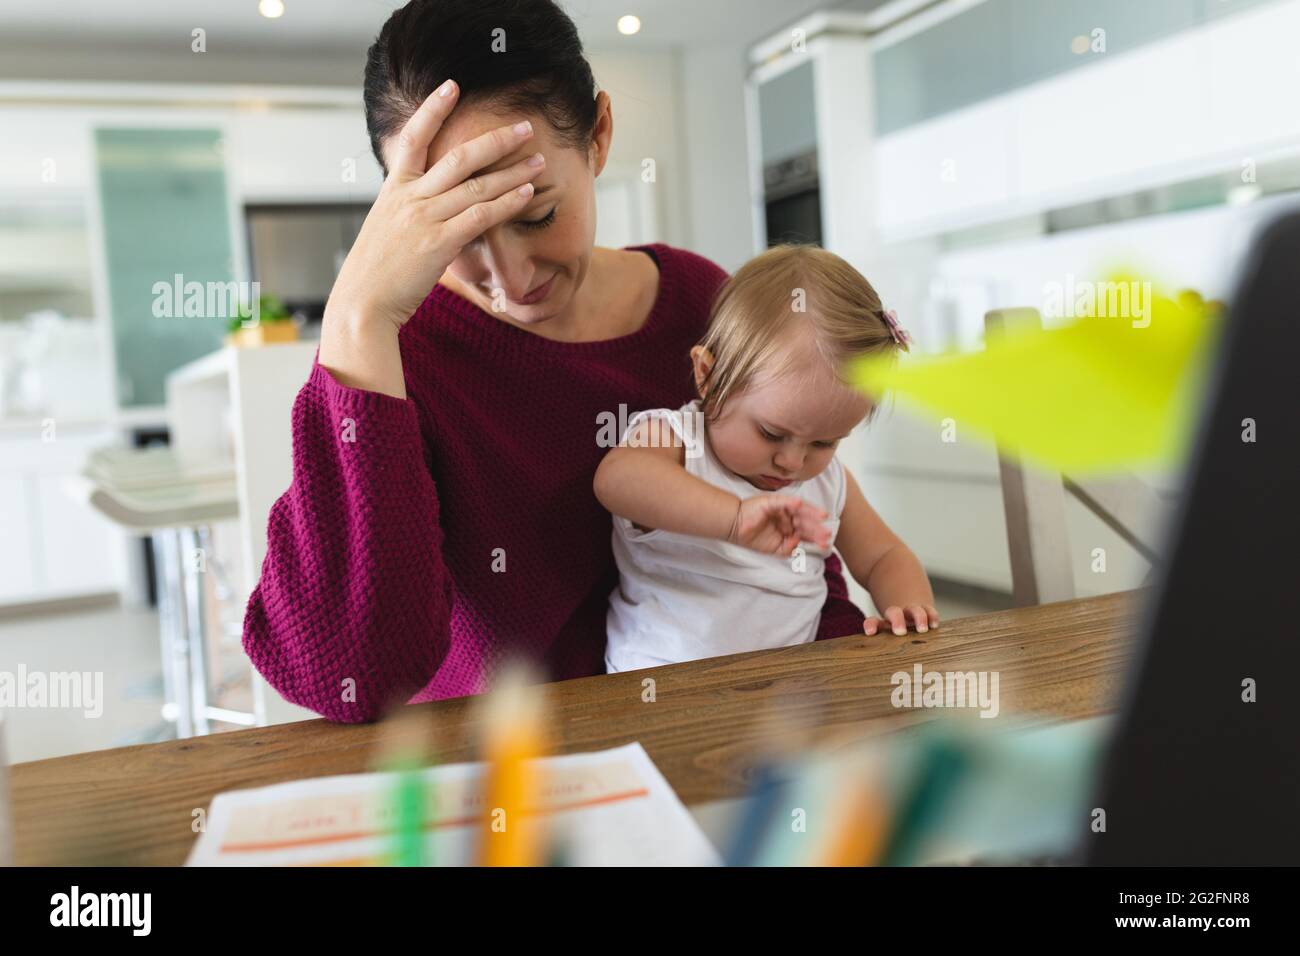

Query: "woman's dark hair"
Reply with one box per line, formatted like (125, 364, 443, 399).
(364, 0, 599, 174)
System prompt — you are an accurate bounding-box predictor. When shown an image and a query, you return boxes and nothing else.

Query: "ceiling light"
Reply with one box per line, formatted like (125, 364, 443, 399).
(259, 0, 285, 19)
(617, 15, 641, 36)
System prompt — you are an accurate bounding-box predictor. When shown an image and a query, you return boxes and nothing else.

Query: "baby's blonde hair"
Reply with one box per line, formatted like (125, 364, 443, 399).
(696, 244, 903, 424)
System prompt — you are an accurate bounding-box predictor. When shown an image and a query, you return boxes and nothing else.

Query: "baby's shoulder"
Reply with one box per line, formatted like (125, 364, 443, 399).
(623, 411, 685, 449)
(604, 407, 687, 472)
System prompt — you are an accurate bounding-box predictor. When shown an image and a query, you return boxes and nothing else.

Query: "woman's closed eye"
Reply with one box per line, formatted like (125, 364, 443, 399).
(516, 206, 557, 231)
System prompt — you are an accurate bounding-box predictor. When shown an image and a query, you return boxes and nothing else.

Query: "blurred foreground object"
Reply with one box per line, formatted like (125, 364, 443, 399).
(1089, 214, 1300, 865)
(731, 717, 1107, 866)
(477, 664, 547, 867)
(850, 278, 1219, 475)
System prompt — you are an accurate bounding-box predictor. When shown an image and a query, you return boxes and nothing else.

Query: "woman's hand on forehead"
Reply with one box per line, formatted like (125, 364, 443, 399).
(326, 79, 547, 332)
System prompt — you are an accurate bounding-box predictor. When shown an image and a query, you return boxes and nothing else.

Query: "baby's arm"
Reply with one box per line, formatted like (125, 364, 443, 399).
(834, 468, 939, 636)
(594, 416, 831, 554)
(594, 416, 735, 539)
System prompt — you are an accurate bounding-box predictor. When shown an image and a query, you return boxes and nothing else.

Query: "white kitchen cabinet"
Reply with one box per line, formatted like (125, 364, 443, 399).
(167, 342, 319, 726)
(0, 473, 38, 602)
(0, 424, 126, 606)
(872, 0, 1300, 241)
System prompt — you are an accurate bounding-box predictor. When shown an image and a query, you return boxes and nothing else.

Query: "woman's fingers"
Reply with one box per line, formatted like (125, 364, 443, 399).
(390, 80, 459, 180)
(442, 181, 540, 249)
(431, 152, 546, 220)
(418, 119, 535, 199)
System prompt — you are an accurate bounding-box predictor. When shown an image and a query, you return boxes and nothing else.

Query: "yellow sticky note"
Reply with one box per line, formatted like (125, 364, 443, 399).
(849, 281, 1220, 475)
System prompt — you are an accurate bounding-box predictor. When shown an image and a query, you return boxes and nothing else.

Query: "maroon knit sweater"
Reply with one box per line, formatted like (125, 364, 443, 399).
(242, 243, 866, 722)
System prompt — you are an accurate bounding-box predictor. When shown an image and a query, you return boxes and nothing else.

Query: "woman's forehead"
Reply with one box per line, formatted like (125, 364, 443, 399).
(424, 104, 555, 171)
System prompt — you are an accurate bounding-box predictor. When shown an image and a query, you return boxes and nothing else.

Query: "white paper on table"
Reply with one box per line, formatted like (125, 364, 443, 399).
(186, 742, 720, 866)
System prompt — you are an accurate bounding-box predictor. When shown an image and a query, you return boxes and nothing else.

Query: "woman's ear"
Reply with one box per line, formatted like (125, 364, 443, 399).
(589, 90, 613, 176)
(690, 345, 714, 399)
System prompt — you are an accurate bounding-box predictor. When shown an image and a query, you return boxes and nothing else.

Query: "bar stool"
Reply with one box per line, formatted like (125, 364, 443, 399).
(67, 445, 252, 737)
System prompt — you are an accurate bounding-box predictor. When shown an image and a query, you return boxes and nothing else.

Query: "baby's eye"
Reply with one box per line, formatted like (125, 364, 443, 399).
(758, 427, 781, 442)
(813, 440, 837, 449)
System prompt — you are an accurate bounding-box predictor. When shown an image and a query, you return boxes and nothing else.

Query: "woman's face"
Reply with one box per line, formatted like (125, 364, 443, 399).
(381, 91, 612, 325)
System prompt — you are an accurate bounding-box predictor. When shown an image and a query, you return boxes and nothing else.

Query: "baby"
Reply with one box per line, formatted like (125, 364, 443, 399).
(594, 244, 937, 673)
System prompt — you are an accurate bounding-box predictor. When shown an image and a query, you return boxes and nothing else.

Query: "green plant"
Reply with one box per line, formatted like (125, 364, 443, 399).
(227, 293, 291, 333)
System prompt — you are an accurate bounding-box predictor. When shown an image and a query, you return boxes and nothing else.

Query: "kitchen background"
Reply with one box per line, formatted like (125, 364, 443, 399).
(2, 0, 1296, 760)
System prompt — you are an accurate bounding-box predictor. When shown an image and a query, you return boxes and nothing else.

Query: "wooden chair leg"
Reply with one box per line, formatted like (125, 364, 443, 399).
(997, 451, 1076, 606)
(986, 308, 1075, 607)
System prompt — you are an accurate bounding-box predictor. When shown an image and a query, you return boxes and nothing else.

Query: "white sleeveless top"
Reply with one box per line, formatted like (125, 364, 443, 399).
(605, 399, 846, 673)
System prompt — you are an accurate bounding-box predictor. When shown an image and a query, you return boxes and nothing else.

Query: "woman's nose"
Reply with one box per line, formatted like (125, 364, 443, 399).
(482, 238, 534, 301)
(493, 271, 535, 302)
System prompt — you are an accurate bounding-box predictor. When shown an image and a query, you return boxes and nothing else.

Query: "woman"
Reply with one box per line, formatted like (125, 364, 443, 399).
(243, 0, 866, 722)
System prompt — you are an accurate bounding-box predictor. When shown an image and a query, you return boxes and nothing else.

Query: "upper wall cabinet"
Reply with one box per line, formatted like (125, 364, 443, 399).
(757, 59, 817, 169)
(872, 0, 1300, 239)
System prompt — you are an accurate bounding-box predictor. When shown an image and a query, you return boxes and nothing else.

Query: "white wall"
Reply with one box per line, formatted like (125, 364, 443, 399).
(588, 49, 693, 250)
(679, 43, 758, 271)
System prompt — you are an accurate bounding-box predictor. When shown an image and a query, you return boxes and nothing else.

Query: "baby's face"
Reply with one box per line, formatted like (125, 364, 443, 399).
(696, 339, 871, 492)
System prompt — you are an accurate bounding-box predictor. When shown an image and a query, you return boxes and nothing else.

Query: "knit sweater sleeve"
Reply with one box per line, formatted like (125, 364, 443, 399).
(816, 553, 868, 640)
(241, 361, 453, 723)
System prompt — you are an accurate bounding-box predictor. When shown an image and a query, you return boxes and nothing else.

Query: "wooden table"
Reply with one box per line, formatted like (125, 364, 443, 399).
(12, 590, 1139, 865)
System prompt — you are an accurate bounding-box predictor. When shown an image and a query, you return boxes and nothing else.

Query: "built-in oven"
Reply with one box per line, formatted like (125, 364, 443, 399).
(763, 148, 821, 247)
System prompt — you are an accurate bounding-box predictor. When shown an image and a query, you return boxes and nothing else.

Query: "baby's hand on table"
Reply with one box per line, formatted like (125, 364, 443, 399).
(727, 495, 832, 557)
(864, 605, 940, 636)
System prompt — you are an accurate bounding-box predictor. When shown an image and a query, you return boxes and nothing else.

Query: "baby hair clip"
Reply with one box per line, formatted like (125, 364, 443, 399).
(882, 309, 913, 351)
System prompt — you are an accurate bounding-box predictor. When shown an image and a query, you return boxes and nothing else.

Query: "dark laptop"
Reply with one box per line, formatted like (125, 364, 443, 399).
(1087, 211, 1300, 865)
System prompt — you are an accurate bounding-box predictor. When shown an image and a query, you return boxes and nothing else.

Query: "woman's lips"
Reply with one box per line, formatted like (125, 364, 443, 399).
(514, 274, 556, 305)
